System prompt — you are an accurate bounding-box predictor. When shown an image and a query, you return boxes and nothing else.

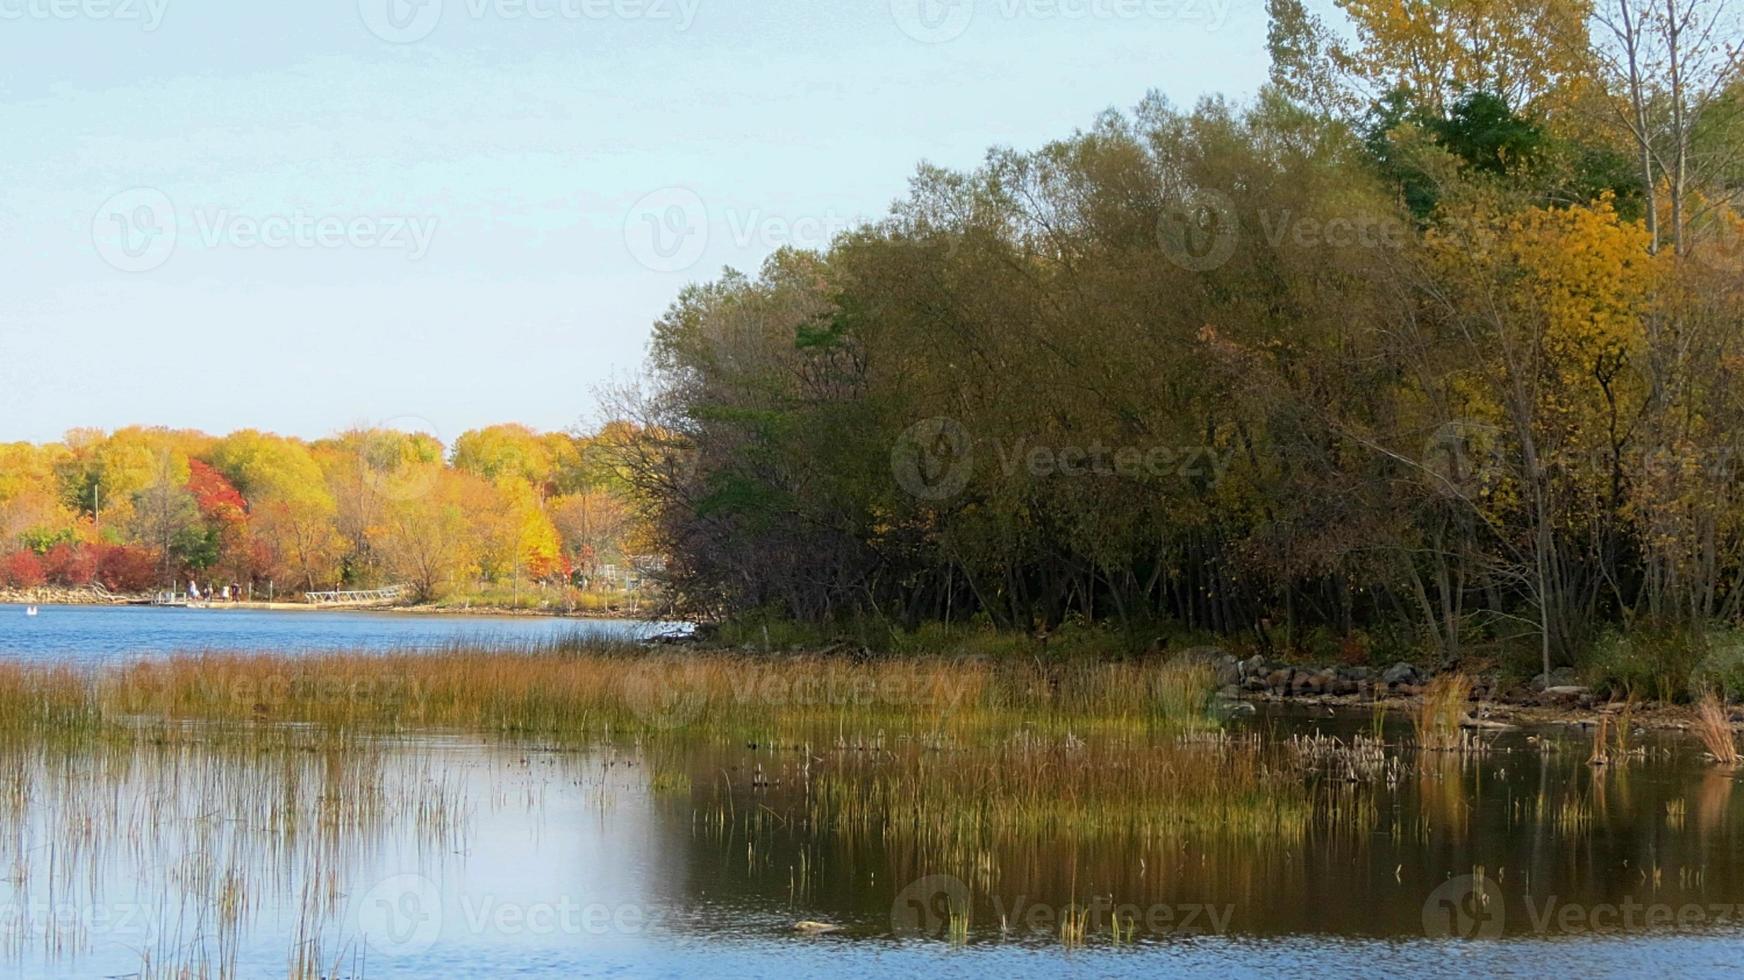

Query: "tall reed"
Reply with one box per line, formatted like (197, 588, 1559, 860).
(1694, 695, 1739, 766)
(1412, 674, 1472, 752)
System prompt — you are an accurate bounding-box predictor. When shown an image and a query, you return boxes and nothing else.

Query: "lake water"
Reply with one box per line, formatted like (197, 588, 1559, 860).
(4, 709, 1744, 978)
(0, 604, 673, 665)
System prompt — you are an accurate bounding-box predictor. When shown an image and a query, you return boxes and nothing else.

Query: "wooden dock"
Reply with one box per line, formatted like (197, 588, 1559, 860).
(303, 585, 409, 608)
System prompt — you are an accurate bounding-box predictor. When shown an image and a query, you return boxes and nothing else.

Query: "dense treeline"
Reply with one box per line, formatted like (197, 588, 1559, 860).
(614, 0, 1744, 678)
(0, 424, 645, 602)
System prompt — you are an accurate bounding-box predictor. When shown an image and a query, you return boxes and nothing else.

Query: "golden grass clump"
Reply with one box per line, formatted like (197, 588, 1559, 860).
(806, 728, 1315, 860)
(1412, 673, 1472, 752)
(1694, 694, 1739, 766)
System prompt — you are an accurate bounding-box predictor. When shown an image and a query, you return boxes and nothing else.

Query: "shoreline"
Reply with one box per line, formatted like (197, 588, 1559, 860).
(0, 590, 654, 621)
(0, 600, 1726, 730)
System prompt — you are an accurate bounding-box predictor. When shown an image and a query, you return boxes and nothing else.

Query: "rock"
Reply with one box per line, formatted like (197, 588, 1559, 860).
(1543, 685, 1589, 703)
(1266, 668, 1293, 693)
(1241, 654, 1267, 679)
(793, 921, 843, 934)
(1214, 657, 1241, 688)
(1382, 662, 1422, 687)
(1532, 667, 1579, 690)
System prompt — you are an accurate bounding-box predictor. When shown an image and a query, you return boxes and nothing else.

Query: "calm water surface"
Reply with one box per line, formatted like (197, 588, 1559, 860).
(0, 603, 671, 664)
(4, 711, 1743, 978)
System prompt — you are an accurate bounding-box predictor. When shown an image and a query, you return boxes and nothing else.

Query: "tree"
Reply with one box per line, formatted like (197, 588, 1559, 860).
(370, 470, 492, 601)
(127, 451, 198, 585)
(1591, 0, 1744, 254)
(209, 431, 345, 591)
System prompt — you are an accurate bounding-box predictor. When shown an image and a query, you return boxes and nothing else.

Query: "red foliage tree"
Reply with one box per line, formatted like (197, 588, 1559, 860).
(94, 544, 160, 593)
(41, 542, 96, 586)
(187, 459, 248, 523)
(0, 551, 46, 589)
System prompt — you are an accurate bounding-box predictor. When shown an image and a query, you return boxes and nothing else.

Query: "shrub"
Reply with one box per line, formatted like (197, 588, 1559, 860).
(1690, 634, 1744, 701)
(0, 551, 46, 589)
(94, 545, 160, 593)
(1583, 627, 1705, 702)
(41, 542, 96, 587)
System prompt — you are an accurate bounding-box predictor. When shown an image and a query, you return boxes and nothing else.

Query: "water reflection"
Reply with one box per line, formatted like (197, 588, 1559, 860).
(3, 711, 1743, 978)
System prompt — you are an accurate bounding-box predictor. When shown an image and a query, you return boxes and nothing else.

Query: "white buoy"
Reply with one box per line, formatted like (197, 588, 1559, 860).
(25, 606, 38, 617)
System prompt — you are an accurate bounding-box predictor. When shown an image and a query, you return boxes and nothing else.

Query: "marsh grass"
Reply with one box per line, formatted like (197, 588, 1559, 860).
(0, 729, 471, 979)
(1413, 674, 1474, 752)
(1589, 716, 1612, 767)
(0, 641, 1224, 749)
(796, 727, 1325, 895)
(1694, 695, 1739, 766)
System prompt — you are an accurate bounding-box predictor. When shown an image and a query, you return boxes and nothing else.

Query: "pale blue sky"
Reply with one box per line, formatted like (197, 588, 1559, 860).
(1, 0, 1289, 444)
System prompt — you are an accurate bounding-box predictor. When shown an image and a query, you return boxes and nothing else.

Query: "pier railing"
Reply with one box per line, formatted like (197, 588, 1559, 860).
(304, 585, 409, 607)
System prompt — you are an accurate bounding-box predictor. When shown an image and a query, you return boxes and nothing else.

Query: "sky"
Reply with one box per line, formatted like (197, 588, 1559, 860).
(0, 0, 1289, 446)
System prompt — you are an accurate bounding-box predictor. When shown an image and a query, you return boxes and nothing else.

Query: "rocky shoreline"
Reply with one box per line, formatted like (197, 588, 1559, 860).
(1182, 649, 1735, 732)
(0, 586, 136, 606)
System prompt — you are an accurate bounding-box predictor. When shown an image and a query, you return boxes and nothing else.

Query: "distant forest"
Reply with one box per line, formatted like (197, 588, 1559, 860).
(0, 424, 644, 602)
